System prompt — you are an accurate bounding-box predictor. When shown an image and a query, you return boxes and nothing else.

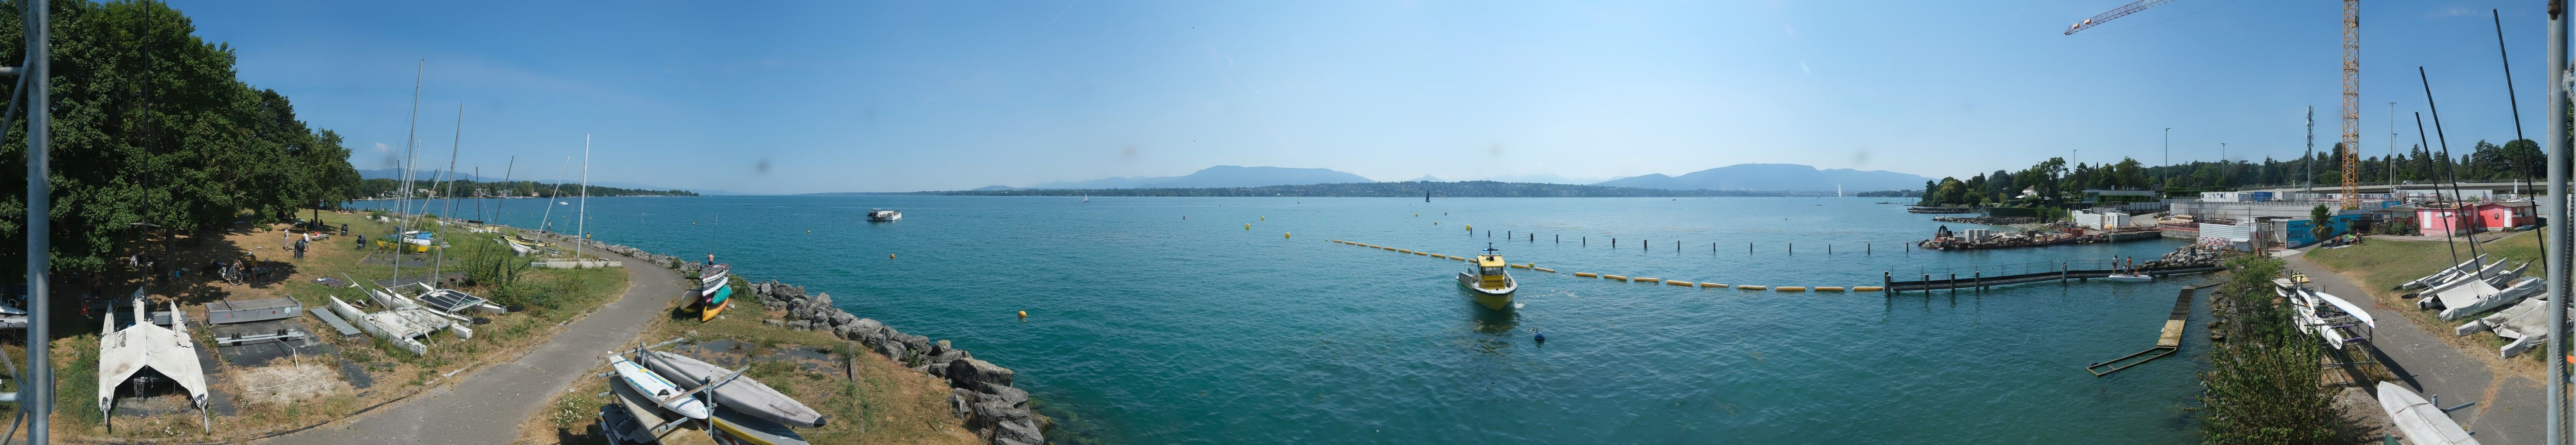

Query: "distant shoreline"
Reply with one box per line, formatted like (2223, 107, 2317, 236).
(803, 181, 1919, 198)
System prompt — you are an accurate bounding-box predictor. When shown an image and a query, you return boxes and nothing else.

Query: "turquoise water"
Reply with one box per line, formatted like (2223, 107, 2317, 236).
(360, 196, 2209, 444)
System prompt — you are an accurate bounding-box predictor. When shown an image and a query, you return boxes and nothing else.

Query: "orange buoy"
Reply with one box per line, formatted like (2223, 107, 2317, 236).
(1017, 311, 1027, 319)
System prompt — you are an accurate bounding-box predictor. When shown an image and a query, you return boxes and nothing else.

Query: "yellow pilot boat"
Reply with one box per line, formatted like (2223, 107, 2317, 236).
(1456, 244, 1517, 310)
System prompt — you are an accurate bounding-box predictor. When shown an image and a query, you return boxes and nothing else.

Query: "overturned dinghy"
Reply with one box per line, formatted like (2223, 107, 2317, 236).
(2459, 297, 2554, 358)
(2401, 254, 2488, 291)
(2379, 381, 2479, 445)
(2422, 276, 2543, 321)
(97, 294, 211, 430)
(641, 350, 827, 428)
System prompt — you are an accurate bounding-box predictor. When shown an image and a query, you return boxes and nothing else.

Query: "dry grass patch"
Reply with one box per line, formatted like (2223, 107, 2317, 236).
(234, 358, 353, 407)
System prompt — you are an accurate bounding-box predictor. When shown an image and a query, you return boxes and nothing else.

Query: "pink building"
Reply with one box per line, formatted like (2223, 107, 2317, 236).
(2416, 202, 2535, 235)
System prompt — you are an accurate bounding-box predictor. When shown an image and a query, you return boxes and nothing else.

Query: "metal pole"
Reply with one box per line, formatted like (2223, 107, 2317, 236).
(26, 0, 51, 441)
(2543, 2, 2568, 443)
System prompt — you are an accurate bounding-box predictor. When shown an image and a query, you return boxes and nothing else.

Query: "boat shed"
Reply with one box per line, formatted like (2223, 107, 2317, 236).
(205, 297, 304, 325)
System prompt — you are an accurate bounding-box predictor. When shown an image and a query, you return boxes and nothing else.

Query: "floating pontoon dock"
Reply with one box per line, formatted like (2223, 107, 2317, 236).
(1882, 265, 2225, 294)
(2085, 287, 2196, 376)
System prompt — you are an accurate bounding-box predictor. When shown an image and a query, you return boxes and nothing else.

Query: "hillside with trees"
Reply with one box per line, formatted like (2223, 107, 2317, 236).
(1911, 139, 2539, 208)
(355, 178, 695, 199)
(0, 1, 362, 274)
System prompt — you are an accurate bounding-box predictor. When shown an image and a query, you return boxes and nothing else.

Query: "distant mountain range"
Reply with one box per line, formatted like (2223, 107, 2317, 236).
(355, 168, 742, 195)
(1020, 166, 1376, 189)
(1589, 164, 1929, 192)
(994, 163, 1924, 193)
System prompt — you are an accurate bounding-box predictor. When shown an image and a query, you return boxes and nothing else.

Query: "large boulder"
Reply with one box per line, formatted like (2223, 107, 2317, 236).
(975, 382, 1028, 408)
(946, 358, 1014, 389)
(948, 389, 975, 418)
(929, 339, 951, 356)
(930, 348, 971, 367)
(991, 418, 1045, 445)
(873, 340, 910, 361)
(968, 401, 1030, 430)
(831, 312, 858, 327)
(900, 334, 932, 353)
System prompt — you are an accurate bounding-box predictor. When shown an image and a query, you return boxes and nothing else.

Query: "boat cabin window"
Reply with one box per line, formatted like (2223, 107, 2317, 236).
(1482, 266, 1503, 276)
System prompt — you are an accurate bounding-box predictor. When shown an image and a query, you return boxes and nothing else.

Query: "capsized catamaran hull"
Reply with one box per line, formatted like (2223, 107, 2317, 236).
(97, 299, 211, 422)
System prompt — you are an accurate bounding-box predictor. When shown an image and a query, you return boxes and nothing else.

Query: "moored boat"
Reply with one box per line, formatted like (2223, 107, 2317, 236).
(1456, 244, 1517, 310)
(866, 209, 902, 221)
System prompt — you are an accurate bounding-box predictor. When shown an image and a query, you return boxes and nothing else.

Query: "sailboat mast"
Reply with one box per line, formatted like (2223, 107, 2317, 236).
(392, 60, 423, 282)
(578, 134, 590, 259)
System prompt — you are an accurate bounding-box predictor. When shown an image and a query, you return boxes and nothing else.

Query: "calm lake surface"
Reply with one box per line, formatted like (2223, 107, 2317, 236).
(358, 195, 2209, 444)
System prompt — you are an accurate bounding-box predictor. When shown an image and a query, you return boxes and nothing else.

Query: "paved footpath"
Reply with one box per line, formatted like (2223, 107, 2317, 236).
(260, 249, 679, 445)
(2283, 253, 2543, 444)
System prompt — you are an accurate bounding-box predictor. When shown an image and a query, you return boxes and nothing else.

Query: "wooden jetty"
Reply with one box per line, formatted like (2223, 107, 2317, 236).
(2085, 287, 2196, 376)
(1880, 265, 2225, 293)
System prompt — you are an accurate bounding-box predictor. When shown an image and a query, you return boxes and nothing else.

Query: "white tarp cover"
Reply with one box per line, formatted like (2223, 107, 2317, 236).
(97, 298, 210, 417)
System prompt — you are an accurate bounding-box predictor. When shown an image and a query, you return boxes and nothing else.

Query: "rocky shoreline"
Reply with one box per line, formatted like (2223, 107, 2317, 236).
(569, 237, 1050, 445)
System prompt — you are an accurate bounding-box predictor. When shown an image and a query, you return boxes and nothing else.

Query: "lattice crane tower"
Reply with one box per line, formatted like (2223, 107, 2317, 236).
(2339, 0, 2361, 209)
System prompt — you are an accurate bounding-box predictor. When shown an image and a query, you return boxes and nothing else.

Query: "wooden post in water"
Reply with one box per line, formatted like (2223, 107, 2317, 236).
(1949, 272, 1958, 293)
(1789, 243, 1793, 255)
(1867, 242, 1872, 255)
(1828, 244, 1832, 255)
(1923, 273, 1931, 295)
(1884, 271, 1892, 296)
(1612, 238, 1616, 247)
(1974, 271, 1982, 291)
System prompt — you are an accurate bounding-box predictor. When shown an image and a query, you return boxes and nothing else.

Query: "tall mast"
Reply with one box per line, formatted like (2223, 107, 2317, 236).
(579, 135, 590, 259)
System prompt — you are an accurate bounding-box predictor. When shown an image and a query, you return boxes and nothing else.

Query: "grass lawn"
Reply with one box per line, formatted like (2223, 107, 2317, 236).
(2302, 230, 2547, 372)
(0, 208, 634, 442)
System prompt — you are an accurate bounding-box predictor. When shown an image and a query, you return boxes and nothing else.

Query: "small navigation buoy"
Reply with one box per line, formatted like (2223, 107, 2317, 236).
(888, 254, 896, 259)
(1533, 331, 1546, 343)
(1284, 232, 1291, 238)
(1260, 216, 1265, 220)
(1017, 311, 1027, 319)
(1245, 223, 1251, 230)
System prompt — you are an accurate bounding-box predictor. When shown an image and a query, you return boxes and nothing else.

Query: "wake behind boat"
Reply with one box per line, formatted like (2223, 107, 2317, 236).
(1457, 244, 1517, 310)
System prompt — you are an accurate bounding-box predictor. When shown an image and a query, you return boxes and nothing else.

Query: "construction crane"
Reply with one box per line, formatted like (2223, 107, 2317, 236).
(2064, 0, 2183, 34)
(2337, 0, 2359, 209)
(2066, 0, 2364, 209)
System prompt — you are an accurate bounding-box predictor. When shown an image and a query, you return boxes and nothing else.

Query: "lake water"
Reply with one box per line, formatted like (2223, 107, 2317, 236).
(356, 195, 2209, 444)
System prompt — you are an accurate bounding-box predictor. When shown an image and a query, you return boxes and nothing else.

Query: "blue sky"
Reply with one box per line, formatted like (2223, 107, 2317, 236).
(178, 0, 2550, 193)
